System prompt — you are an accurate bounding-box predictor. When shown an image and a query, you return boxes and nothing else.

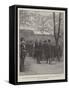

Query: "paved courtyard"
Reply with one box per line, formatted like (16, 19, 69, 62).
(20, 56, 64, 75)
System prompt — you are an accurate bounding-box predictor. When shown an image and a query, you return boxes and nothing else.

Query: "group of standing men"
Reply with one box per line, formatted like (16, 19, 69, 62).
(34, 39, 52, 64)
(20, 37, 62, 72)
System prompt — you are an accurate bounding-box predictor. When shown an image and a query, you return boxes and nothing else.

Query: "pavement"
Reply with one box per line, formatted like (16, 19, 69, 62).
(20, 56, 64, 75)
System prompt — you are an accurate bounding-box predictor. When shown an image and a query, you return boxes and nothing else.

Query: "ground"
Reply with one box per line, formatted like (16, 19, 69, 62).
(20, 56, 64, 76)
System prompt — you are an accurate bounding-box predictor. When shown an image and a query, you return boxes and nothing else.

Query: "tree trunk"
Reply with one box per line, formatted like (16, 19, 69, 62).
(53, 12, 61, 61)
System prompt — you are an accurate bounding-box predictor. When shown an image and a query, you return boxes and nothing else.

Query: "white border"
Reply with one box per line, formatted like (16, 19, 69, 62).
(18, 8, 65, 82)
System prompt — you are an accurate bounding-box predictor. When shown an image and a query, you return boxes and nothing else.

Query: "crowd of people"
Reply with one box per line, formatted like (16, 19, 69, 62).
(20, 37, 63, 72)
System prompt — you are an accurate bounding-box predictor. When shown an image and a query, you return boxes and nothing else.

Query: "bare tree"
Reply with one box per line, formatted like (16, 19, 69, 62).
(53, 12, 61, 45)
(53, 12, 61, 61)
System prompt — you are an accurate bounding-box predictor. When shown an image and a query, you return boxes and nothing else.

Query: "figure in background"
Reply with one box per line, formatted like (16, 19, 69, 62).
(39, 40, 42, 61)
(34, 39, 41, 64)
(47, 39, 52, 64)
(43, 40, 48, 63)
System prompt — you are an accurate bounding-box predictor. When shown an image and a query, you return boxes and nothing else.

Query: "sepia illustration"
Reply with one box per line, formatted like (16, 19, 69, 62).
(18, 8, 65, 82)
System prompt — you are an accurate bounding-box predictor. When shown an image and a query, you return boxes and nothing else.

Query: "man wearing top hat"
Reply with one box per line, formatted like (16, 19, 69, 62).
(20, 37, 26, 72)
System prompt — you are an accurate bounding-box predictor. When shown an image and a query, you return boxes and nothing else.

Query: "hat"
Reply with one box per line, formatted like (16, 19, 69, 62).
(20, 37, 24, 41)
(48, 39, 51, 42)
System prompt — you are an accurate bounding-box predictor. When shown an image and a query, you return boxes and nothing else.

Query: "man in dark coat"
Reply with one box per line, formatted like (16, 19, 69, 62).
(43, 40, 49, 63)
(47, 39, 52, 64)
(34, 40, 41, 64)
(20, 38, 26, 72)
(39, 41, 42, 61)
